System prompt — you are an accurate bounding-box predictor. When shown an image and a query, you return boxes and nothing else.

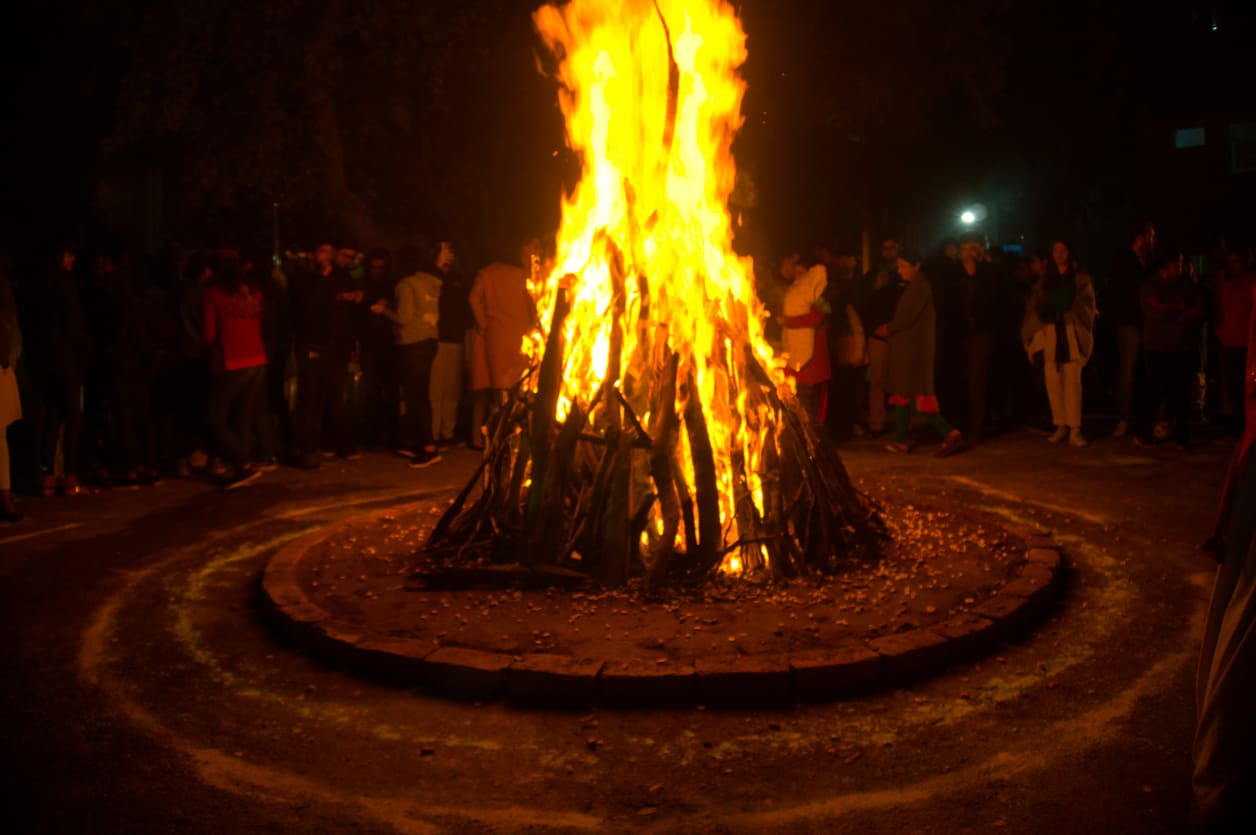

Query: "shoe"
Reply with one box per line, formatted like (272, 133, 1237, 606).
(224, 468, 263, 490)
(252, 461, 280, 473)
(1133, 436, 1155, 449)
(1068, 429, 1089, 448)
(1047, 427, 1068, 444)
(340, 450, 363, 461)
(408, 449, 443, 469)
(883, 441, 910, 454)
(1112, 420, 1129, 439)
(935, 430, 967, 458)
(319, 450, 336, 459)
(395, 449, 417, 459)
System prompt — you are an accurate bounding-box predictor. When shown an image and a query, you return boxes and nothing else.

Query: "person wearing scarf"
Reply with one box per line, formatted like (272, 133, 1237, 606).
(1022, 240, 1097, 447)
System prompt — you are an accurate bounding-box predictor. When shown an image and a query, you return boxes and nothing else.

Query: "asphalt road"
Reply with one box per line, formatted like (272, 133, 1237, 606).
(0, 428, 1232, 834)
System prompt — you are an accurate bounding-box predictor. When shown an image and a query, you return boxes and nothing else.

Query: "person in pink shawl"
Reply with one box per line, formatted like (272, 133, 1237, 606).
(1195, 277, 1256, 831)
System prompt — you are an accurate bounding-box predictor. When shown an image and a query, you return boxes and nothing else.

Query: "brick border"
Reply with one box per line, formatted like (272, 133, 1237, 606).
(261, 503, 1064, 708)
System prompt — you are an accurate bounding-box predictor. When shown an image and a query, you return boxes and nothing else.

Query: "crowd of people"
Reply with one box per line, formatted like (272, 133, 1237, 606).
(772, 223, 1251, 459)
(0, 222, 1253, 525)
(0, 238, 539, 520)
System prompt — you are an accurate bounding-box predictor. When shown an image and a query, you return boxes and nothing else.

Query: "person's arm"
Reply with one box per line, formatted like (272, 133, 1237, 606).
(886, 280, 930, 335)
(1069, 274, 1098, 334)
(380, 279, 414, 327)
(468, 271, 489, 331)
(202, 288, 218, 346)
(783, 307, 824, 328)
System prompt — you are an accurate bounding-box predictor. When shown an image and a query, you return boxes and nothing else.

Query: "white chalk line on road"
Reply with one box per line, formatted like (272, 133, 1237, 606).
(76, 484, 1190, 831)
(79, 503, 601, 833)
(942, 474, 1111, 525)
(0, 522, 83, 546)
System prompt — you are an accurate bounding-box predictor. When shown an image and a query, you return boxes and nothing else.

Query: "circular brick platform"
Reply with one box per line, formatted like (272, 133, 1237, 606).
(261, 503, 1064, 708)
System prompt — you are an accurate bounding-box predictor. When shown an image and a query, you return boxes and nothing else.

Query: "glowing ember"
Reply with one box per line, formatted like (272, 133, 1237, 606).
(530, 0, 783, 569)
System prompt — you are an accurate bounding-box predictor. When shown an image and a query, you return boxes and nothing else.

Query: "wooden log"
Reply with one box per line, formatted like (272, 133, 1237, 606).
(524, 278, 573, 533)
(646, 352, 681, 590)
(682, 369, 722, 578)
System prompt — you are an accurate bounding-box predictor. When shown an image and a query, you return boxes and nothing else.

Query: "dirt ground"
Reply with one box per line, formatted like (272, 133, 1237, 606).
(295, 485, 1025, 662)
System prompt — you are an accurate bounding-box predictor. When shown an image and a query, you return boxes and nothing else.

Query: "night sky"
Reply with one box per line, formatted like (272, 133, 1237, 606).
(1, 0, 1253, 266)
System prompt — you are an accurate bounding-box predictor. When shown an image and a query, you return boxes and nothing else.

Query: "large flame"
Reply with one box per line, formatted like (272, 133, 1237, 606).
(530, 0, 783, 565)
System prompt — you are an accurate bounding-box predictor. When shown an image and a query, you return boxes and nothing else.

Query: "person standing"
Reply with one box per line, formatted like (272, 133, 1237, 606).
(430, 240, 471, 447)
(359, 248, 399, 450)
(1022, 240, 1098, 448)
(28, 246, 89, 496)
(1216, 249, 1254, 433)
(1111, 223, 1156, 438)
(468, 242, 537, 448)
(1195, 271, 1256, 830)
(291, 243, 362, 468)
(882, 255, 965, 456)
(1136, 248, 1203, 449)
(956, 237, 998, 443)
(372, 244, 442, 467)
(824, 254, 867, 441)
(859, 238, 906, 438)
(202, 255, 269, 488)
(779, 251, 831, 422)
(1, 266, 23, 521)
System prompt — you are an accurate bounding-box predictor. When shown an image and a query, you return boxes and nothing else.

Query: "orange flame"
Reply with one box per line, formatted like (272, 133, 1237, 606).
(531, 0, 783, 571)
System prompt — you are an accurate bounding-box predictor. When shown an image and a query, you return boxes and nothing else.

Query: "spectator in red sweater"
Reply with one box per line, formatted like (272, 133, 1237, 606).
(202, 253, 270, 488)
(1216, 249, 1254, 433)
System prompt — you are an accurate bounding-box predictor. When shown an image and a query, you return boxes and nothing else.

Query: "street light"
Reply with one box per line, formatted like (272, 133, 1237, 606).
(960, 209, 977, 225)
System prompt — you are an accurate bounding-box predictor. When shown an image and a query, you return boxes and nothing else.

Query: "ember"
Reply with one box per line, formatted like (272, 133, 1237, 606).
(426, 0, 882, 587)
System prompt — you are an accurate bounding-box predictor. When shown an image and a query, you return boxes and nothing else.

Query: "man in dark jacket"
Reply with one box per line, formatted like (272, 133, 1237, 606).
(1136, 248, 1202, 449)
(1111, 222, 1156, 437)
(27, 246, 90, 495)
(290, 242, 362, 467)
(431, 240, 472, 446)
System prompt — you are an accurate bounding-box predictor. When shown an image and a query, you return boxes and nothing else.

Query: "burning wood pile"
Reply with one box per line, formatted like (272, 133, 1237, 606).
(425, 0, 882, 589)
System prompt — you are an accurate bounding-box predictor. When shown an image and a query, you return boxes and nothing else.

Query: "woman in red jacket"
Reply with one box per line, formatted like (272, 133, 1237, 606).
(202, 254, 270, 488)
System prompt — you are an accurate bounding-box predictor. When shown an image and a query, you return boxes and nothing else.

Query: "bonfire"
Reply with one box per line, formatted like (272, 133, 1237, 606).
(426, 0, 882, 589)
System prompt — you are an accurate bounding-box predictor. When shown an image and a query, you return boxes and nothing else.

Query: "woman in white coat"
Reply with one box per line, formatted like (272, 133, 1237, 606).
(1021, 240, 1098, 447)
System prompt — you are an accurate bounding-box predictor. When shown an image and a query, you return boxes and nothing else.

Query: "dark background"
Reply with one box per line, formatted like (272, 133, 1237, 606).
(1, 0, 1253, 270)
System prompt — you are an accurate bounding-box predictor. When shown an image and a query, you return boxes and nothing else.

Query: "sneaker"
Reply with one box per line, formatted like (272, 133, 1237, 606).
(1047, 426, 1068, 444)
(1111, 420, 1129, 439)
(395, 449, 417, 459)
(408, 449, 443, 469)
(1068, 428, 1089, 448)
(883, 441, 910, 454)
(224, 468, 263, 490)
(935, 430, 967, 458)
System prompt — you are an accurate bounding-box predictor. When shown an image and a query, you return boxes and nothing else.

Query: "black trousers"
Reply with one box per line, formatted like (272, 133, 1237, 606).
(826, 365, 863, 439)
(39, 366, 83, 477)
(398, 340, 437, 454)
(1142, 349, 1194, 444)
(115, 370, 156, 473)
(964, 332, 994, 439)
(359, 340, 400, 450)
(295, 353, 351, 458)
(208, 366, 269, 468)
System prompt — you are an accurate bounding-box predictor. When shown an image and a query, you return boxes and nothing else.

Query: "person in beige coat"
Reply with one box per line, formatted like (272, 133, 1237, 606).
(1022, 240, 1098, 447)
(468, 243, 537, 448)
(1, 269, 23, 521)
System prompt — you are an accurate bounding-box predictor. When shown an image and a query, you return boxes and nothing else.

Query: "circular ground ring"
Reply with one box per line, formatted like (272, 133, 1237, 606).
(261, 499, 1064, 708)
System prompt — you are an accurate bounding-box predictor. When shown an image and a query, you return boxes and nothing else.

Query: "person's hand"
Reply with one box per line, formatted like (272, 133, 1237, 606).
(370, 301, 386, 315)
